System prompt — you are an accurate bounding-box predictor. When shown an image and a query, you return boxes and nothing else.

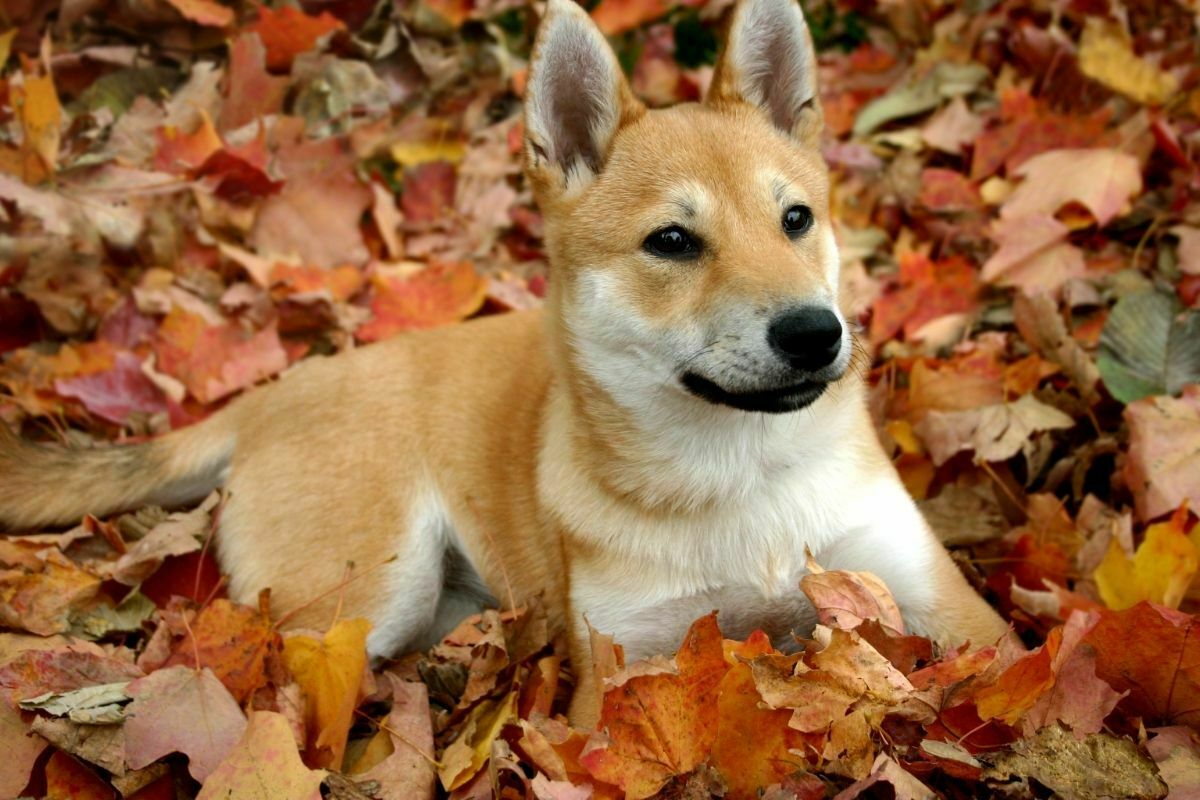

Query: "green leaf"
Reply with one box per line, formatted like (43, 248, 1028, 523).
(1097, 289, 1200, 404)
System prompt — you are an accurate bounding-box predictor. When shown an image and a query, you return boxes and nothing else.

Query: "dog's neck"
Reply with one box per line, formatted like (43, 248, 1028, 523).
(540, 305, 867, 515)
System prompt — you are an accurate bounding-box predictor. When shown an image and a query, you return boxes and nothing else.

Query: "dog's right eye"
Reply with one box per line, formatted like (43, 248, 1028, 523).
(643, 226, 701, 259)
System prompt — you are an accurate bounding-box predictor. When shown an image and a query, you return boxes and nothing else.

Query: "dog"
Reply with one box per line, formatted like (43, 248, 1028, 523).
(0, 0, 1009, 726)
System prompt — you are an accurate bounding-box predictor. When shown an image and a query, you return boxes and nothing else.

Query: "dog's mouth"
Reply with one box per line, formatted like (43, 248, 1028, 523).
(680, 372, 828, 413)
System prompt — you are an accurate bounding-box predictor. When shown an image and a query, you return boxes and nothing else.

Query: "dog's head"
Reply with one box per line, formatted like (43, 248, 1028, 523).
(526, 0, 849, 415)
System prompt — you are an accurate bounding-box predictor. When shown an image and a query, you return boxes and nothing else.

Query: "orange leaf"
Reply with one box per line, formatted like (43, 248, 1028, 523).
(590, 0, 671, 35)
(153, 308, 288, 404)
(161, 599, 279, 703)
(801, 559, 905, 634)
(869, 253, 980, 345)
(1084, 602, 1200, 727)
(13, 72, 62, 181)
(579, 613, 728, 799)
(356, 261, 487, 343)
(281, 617, 372, 769)
(710, 632, 808, 799)
(974, 627, 1062, 725)
(153, 114, 223, 173)
(247, 6, 345, 72)
(163, 0, 234, 26)
(44, 751, 113, 800)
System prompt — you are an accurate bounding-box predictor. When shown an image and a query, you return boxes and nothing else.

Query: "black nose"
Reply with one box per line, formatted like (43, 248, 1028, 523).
(767, 307, 843, 371)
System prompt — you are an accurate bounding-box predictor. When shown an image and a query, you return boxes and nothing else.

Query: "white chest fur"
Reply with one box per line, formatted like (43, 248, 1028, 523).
(539, 386, 891, 659)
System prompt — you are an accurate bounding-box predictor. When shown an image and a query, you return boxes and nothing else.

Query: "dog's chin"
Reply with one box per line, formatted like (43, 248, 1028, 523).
(680, 372, 828, 414)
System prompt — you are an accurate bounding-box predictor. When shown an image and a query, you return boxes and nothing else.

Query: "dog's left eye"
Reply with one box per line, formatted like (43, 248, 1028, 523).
(782, 205, 814, 238)
(643, 226, 701, 259)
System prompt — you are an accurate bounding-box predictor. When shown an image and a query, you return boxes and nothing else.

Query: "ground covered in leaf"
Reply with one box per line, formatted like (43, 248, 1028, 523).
(1, 0, 1199, 797)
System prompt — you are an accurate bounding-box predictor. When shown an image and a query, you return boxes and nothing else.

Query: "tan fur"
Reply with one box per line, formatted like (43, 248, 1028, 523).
(0, 0, 1008, 729)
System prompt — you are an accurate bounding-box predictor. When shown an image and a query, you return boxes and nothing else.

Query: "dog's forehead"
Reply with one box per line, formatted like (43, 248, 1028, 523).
(607, 103, 828, 201)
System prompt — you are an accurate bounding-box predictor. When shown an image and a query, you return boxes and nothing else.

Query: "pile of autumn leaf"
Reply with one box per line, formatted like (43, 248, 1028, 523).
(2, 0, 1200, 796)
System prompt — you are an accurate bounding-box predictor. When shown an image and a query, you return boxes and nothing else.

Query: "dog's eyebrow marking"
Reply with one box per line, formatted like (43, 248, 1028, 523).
(762, 170, 806, 208)
(665, 181, 712, 221)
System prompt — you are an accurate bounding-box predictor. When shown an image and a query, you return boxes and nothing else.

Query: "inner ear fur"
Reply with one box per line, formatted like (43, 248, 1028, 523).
(707, 0, 824, 149)
(523, 0, 645, 199)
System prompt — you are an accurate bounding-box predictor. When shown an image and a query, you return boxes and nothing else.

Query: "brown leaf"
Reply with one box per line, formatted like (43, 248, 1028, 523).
(801, 558, 905, 634)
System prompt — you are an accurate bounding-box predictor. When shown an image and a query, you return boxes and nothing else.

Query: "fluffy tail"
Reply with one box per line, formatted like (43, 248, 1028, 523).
(0, 410, 237, 530)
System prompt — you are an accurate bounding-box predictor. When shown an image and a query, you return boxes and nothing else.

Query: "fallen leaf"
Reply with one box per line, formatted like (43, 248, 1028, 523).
(1001, 148, 1142, 227)
(1012, 292, 1100, 401)
(0, 549, 102, 635)
(356, 261, 487, 343)
(111, 497, 213, 585)
(153, 308, 288, 405)
(1124, 386, 1200, 522)
(982, 214, 1086, 296)
(834, 753, 935, 800)
(1084, 602, 1200, 726)
(161, 599, 278, 703)
(0, 700, 46, 798)
(590, 0, 672, 36)
(1094, 506, 1197, 610)
(1097, 289, 1200, 404)
(219, 34, 288, 132)
(981, 723, 1165, 800)
(1078, 18, 1180, 106)
(14, 72, 62, 181)
(1147, 726, 1200, 799)
(800, 559, 905, 634)
(247, 6, 345, 71)
(869, 253, 980, 345)
(196, 711, 326, 800)
(20, 681, 131, 723)
(43, 750, 114, 800)
(124, 665, 247, 782)
(282, 618, 372, 769)
(54, 351, 168, 425)
(354, 674, 437, 800)
(163, 0, 233, 27)
(914, 394, 1075, 466)
(579, 613, 728, 799)
(438, 691, 517, 791)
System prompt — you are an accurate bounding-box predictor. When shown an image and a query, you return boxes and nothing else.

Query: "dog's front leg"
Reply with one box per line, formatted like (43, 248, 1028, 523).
(818, 482, 1010, 650)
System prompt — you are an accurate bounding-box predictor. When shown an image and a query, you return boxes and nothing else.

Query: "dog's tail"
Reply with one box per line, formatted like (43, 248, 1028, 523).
(0, 408, 238, 530)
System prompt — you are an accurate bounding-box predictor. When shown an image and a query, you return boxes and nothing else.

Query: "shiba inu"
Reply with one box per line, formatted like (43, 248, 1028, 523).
(0, 0, 1009, 726)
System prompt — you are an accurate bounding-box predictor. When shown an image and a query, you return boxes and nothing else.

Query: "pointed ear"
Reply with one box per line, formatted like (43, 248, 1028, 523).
(707, 0, 823, 148)
(523, 0, 644, 196)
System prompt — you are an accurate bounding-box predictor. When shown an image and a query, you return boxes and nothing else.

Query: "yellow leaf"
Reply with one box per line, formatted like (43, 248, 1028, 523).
(438, 691, 516, 791)
(282, 617, 372, 769)
(1094, 513, 1198, 610)
(1079, 19, 1180, 106)
(14, 73, 62, 178)
(885, 420, 923, 455)
(0, 30, 17, 73)
(390, 138, 466, 169)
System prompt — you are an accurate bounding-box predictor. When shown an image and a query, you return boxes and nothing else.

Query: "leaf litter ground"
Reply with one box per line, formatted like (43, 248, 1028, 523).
(1, 0, 1200, 797)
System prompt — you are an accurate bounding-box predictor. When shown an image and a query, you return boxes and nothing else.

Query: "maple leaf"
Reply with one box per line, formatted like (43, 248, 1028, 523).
(1084, 602, 1200, 727)
(0, 700, 46, 798)
(0, 549, 102, 636)
(579, 613, 728, 799)
(709, 632, 808, 800)
(1001, 148, 1142, 228)
(249, 136, 372, 269)
(981, 214, 1086, 294)
(160, 599, 278, 703)
(351, 674, 437, 800)
(152, 307, 288, 405)
(124, 665, 247, 781)
(281, 617, 372, 769)
(356, 261, 488, 343)
(43, 750, 113, 800)
(973, 626, 1061, 726)
(163, 0, 233, 27)
(1078, 18, 1180, 106)
(219, 34, 289, 132)
(54, 351, 168, 425)
(800, 558, 905, 634)
(591, 0, 673, 36)
(247, 6, 345, 72)
(917, 168, 981, 213)
(1124, 386, 1200, 522)
(197, 711, 326, 800)
(869, 253, 980, 345)
(1094, 505, 1198, 610)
